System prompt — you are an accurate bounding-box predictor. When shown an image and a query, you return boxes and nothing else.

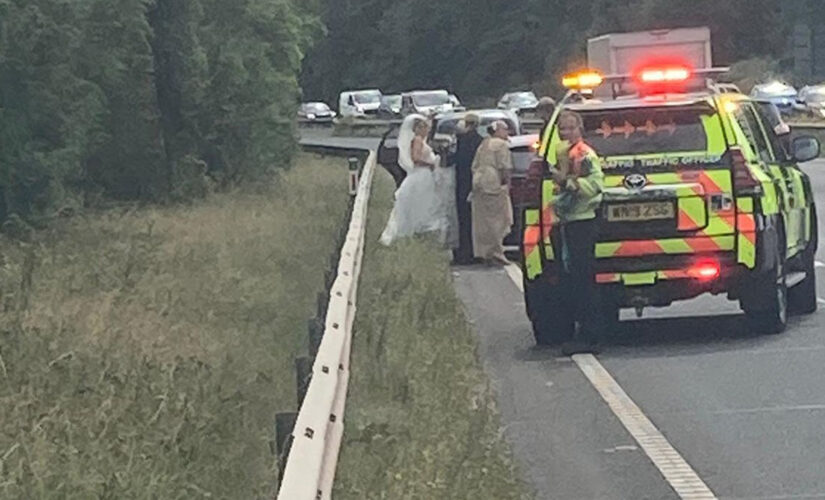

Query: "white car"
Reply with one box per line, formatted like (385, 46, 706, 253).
(338, 89, 382, 118)
(401, 90, 455, 116)
(498, 91, 540, 114)
(796, 85, 825, 118)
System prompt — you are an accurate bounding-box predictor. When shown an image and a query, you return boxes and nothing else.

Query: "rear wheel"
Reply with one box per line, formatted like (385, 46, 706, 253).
(789, 209, 818, 315)
(741, 235, 788, 335)
(598, 291, 622, 340)
(524, 276, 574, 346)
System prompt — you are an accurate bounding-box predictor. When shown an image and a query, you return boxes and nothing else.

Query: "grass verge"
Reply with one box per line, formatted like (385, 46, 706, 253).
(0, 153, 349, 498)
(334, 170, 529, 499)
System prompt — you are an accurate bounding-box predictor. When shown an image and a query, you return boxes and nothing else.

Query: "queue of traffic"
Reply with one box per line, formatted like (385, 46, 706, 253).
(299, 88, 547, 123)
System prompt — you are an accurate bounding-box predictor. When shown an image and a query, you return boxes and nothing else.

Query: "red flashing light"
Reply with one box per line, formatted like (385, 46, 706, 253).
(638, 66, 691, 84)
(688, 260, 721, 281)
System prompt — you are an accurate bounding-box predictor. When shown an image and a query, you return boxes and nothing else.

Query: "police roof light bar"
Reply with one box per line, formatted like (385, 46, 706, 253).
(602, 66, 732, 99)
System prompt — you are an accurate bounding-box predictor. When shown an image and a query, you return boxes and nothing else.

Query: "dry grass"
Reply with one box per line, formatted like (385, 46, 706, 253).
(334, 170, 529, 500)
(0, 153, 349, 498)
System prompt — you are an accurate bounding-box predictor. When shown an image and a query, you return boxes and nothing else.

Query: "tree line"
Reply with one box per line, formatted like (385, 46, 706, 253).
(3, 0, 819, 225)
(300, 0, 820, 106)
(0, 0, 319, 223)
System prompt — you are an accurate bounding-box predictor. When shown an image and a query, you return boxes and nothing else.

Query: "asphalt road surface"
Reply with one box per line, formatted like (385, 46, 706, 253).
(299, 127, 380, 152)
(303, 128, 825, 499)
(454, 159, 825, 500)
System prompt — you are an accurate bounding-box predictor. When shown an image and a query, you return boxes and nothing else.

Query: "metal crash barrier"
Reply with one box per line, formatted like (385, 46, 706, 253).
(276, 150, 376, 500)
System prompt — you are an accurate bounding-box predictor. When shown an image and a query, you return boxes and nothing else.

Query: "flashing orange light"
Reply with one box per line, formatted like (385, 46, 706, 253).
(562, 71, 603, 89)
(531, 140, 541, 151)
(687, 260, 721, 281)
(637, 66, 691, 84)
(723, 101, 739, 113)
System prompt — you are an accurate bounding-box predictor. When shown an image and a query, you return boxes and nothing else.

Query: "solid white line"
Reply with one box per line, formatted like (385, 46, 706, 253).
(575, 356, 716, 499)
(503, 263, 524, 291)
(502, 262, 717, 500)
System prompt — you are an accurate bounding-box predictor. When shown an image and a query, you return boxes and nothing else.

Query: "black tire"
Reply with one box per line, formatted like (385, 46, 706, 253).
(524, 276, 574, 346)
(742, 233, 788, 335)
(600, 303, 622, 340)
(789, 209, 818, 315)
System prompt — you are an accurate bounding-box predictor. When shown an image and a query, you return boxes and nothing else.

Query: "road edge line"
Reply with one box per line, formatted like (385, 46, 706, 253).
(503, 263, 717, 500)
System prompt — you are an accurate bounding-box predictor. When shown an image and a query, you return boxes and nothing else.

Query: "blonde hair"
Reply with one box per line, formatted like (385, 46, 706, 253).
(558, 110, 583, 130)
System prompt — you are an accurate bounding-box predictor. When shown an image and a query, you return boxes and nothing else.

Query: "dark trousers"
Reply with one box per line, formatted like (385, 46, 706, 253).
(558, 218, 602, 341)
(453, 174, 473, 264)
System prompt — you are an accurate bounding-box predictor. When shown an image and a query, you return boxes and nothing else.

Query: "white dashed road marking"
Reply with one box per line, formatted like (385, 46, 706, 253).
(503, 263, 717, 500)
(815, 260, 824, 268)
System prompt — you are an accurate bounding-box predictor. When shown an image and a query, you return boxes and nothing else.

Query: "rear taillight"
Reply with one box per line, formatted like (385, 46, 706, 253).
(730, 147, 761, 193)
(688, 259, 721, 281)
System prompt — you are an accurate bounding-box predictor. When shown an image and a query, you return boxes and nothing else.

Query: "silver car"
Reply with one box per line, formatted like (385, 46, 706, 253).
(796, 85, 825, 118)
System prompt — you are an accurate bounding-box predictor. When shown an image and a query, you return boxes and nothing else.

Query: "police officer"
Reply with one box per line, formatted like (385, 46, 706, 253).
(551, 110, 605, 355)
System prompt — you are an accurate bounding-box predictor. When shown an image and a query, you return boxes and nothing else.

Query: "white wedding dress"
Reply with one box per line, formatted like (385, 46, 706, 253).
(380, 114, 457, 247)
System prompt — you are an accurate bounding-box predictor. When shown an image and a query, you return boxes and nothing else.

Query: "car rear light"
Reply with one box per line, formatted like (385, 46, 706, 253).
(688, 260, 721, 281)
(730, 147, 761, 193)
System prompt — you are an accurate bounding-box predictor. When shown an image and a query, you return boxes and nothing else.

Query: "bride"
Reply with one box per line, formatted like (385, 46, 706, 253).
(380, 114, 457, 247)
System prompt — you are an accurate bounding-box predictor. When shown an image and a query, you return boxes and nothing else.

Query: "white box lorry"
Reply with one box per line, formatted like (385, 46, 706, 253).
(587, 27, 713, 97)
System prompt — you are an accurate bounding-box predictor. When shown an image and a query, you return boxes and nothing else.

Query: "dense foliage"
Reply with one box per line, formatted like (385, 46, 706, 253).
(0, 0, 319, 222)
(301, 0, 821, 105)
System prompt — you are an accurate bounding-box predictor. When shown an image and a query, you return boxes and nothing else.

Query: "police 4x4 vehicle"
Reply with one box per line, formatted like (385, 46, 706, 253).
(523, 66, 820, 343)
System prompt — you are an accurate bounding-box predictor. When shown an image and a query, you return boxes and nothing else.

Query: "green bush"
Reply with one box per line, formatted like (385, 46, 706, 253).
(0, 0, 319, 223)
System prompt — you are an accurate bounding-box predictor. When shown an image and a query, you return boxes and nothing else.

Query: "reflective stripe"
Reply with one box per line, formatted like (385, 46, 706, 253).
(657, 238, 694, 254)
(597, 236, 736, 258)
(623, 272, 657, 286)
(596, 269, 709, 284)
(701, 114, 727, 155)
(523, 210, 543, 279)
(678, 197, 707, 230)
(702, 209, 735, 236)
(736, 196, 754, 213)
(596, 273, 621, 283)
(596, 242, 623, 258)
(737, 213, 757, 268)
(525, 208, 540, 225)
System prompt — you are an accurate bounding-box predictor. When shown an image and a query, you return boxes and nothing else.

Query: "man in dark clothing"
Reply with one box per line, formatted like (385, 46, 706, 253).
(450, 113, 484, 264)
(536, 97, 556, 144)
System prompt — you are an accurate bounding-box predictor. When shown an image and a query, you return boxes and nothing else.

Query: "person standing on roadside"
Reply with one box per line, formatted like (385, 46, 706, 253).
(471, 120, 514, 266)
(551, 111, 604, 355)
(450, 113, 484, 264)
(536, 96, 557, 141)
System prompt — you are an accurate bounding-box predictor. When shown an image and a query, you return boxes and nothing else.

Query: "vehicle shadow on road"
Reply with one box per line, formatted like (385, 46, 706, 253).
(602, 312, 810, 358)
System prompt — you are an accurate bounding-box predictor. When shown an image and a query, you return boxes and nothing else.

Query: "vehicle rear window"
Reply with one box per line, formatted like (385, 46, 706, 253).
(511, 148, 536, 174)
(579, 107, 712, 157)
(436, 117, 518, 137)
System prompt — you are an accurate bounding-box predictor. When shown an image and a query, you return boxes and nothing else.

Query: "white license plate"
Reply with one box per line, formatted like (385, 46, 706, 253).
(606, 202, 674, 222)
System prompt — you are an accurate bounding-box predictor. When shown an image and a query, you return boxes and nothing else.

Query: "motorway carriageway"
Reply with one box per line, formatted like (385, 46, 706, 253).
(304, 128, 825, 500)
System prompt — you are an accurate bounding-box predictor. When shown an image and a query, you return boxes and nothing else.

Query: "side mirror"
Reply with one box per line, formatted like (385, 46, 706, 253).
(792, 136, 820, 163)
